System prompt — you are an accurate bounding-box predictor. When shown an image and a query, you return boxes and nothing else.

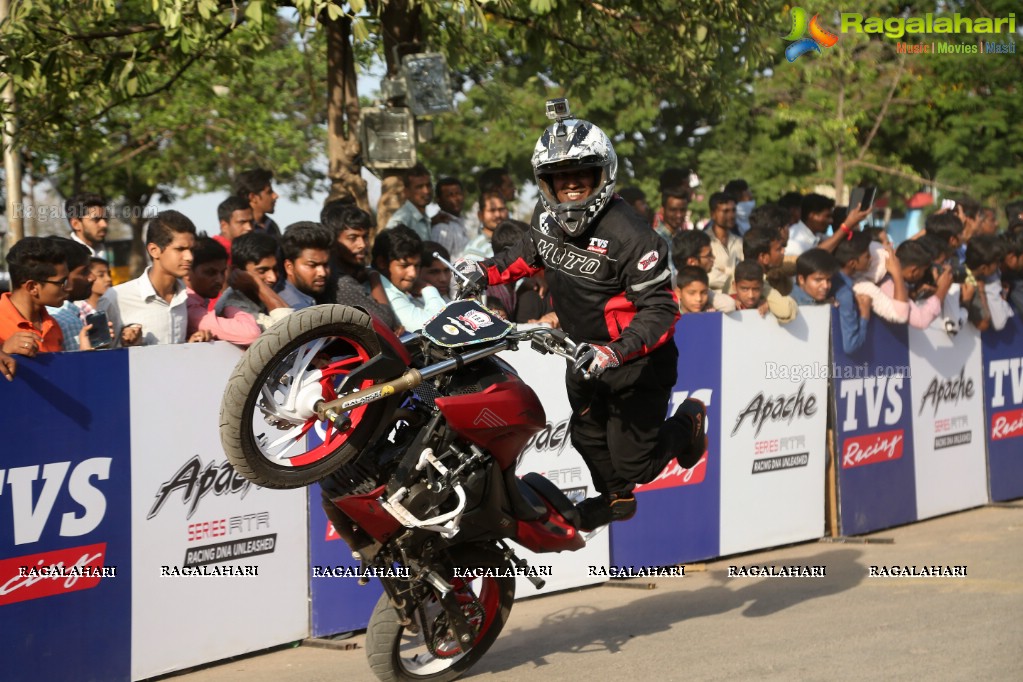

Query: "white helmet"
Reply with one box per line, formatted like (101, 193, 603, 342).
(532, 114, 618, 237)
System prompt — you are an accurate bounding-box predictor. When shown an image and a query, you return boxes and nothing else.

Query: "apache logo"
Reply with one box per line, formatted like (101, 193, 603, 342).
(732, 381, 817, 438)
(522, 417, 571, 457)
(148, 455, 253, 521)
(784, 7, 839, 62)
(918, 366, 974, 416)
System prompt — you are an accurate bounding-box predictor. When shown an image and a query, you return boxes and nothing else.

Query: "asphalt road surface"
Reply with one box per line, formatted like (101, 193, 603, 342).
(164, 504, 1023, 682)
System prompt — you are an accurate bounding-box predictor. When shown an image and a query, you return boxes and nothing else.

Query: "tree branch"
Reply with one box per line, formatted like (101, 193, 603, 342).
(856, 57, 905, 162)
(844, 159, 969, 193)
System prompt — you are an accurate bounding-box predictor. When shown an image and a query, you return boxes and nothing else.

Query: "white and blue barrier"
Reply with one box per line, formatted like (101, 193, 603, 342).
(4, 305, 1022, 675)
(611, 306, 832, 567)
(982, 315, 1023, 501)
(832, 314, 993, 535)
(1, 344, 310, 682)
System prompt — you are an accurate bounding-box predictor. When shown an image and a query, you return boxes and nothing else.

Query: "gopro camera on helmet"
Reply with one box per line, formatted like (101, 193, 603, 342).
(545, 98, 572, 122)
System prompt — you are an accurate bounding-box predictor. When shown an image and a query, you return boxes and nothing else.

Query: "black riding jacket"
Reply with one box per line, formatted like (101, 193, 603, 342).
(482, 198, 679, 362)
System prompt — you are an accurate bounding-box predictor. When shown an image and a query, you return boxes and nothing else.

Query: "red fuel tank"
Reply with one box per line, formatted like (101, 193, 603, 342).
(434, 378, 546, 470)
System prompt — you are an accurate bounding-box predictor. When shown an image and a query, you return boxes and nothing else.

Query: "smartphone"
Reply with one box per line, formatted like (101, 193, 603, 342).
(85, 311, 113, 348)
(849, 186, 877, 211)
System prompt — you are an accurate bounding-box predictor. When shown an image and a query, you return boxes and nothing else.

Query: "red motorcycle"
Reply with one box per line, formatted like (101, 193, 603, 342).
(220, 299, 591, 681)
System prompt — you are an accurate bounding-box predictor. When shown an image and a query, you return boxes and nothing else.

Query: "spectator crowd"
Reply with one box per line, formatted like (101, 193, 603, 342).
(3, 162, 1022, 380)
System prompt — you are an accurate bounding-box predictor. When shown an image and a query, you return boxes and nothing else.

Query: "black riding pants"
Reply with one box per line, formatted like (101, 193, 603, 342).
(565, 342, 678, 495)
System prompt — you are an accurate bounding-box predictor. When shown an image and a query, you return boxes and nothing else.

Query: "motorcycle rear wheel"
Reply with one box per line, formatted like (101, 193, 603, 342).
(219, 305, 391, 489)
(366, 555, 515, 682)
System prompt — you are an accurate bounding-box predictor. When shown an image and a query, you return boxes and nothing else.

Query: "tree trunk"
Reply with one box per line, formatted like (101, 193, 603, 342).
(123, 189, 152, 278)
(324, 12, 369, 213)
(834, 84, 845, 202)
(372, 0, 423, 230)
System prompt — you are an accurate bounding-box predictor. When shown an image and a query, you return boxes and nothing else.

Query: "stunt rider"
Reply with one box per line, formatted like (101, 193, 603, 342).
(455, 99, 706, 531)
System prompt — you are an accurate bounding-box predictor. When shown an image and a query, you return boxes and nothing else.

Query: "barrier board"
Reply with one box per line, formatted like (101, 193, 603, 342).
(128, 343, 309, 680)
(610, 311, 722, 568)
(0, 351, 133, 682)
(508, 344, 609, 595)
(831, 315, 917, 535)
(718, 306, 830, 555)
(982, 315, 1023, 501)
(907, 325, 988, 520)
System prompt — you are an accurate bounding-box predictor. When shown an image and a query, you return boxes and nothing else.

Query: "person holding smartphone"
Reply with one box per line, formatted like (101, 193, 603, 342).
(45, 237, 113, 351)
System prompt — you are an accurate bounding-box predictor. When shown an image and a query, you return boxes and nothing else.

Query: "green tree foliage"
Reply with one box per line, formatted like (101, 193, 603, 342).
(694, 0, 1023, 210)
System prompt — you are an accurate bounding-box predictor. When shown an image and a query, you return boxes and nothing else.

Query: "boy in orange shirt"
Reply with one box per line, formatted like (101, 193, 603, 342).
(0, 237, 69, 356)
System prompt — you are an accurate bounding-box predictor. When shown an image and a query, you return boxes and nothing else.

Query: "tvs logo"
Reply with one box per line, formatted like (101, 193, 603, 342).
(587, 238, 609, 255)
(0, 458, 114, 604)
(784, 7, 839, 62)
(838, 377, 906, 468)
(457, 309, 493, 332)
(148, 455, 253, 521)
(989, 358, 1023, 440)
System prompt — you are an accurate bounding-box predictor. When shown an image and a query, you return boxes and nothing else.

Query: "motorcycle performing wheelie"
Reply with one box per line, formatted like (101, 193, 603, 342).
(219, 290, 599, 682)
(219, 98, 706, 681)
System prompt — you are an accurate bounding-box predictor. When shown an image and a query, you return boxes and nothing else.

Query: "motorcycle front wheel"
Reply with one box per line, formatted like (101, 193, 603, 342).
(366, 554, 516, 682)
(219, 305, 393, 489)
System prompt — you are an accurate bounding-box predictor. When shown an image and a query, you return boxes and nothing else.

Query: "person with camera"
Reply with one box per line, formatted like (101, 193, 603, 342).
(453, 100, 707, 531)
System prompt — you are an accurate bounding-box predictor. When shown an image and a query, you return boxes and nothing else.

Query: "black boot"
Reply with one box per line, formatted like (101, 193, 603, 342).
(575, 492, 637, 532)
(665, 398, 707, 469)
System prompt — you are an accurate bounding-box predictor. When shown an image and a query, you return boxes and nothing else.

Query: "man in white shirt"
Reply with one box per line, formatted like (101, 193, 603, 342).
(462, 192, 510, 261)
(703, 192, 744, 293)
(430, 177, 472, 259)
(373, 225, 445, 331)
(386, 163, 433, 241)
(100, 210, 211, 346)
(784, 193, 834, 257)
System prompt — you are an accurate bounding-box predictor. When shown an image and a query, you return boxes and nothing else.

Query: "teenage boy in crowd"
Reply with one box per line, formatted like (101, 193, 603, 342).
(964, 234, 1013, 332)
(419, 242, 453, 302)
(0, 237, 69, 356)
(741, 226, 797, 324)
(280, 222, 332, 310)
(856, 241, 953, 328)
(320, 203, 400, 332)
(831, 232, 873, 354)
(215, 231, 292, 330)
(386, 164, 433, 241)
(184, 237, 261, 346)
(45, 237, 101, 351)
(1000, 231, 1023, 317)
(213, 195, 255, 260)
(235, 168, 280, 237)
(101, 210, 210, 346)
(792, 248, 838, 306)
(675, 266, 711, 314)
(373, 225, 446, 331)
(730, 260, 769, 314)
(671, 229, 736, 312)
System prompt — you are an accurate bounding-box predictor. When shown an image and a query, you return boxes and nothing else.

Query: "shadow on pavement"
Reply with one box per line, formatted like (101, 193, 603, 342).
(475, 547, 866, 675)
